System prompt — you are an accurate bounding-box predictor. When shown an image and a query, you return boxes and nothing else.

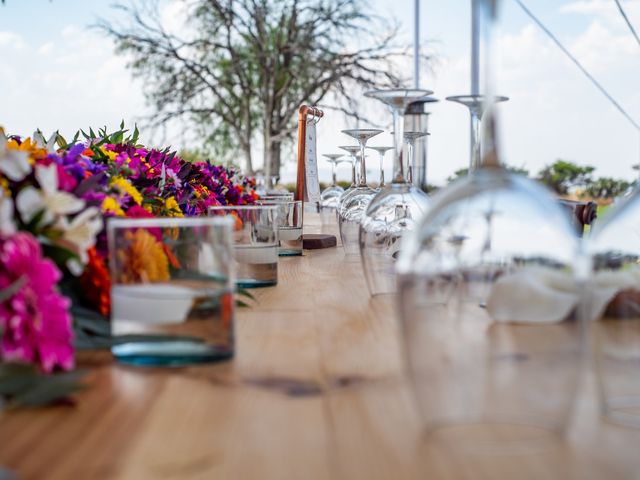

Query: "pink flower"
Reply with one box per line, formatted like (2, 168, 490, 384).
(0, 232, 74, 372)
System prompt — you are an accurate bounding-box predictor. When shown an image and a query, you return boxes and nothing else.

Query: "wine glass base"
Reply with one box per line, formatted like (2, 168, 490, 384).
(423, 419, 563, 455)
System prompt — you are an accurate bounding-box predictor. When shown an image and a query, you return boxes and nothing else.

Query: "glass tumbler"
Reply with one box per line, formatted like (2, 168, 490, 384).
(209, 205, 279, 288)
(108, 216, 235, 366)
(258, 200, 303, 256)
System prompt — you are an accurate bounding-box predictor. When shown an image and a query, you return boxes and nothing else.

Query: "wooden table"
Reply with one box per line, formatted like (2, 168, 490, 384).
(1, 215, 640, 479)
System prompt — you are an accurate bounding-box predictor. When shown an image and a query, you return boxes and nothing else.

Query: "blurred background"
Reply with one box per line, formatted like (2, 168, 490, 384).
(1, 0, 639, 196)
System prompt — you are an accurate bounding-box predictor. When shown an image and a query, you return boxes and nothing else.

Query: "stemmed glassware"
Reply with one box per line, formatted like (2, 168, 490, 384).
(447, 94, 508, 172)
(589, 190, 640, 427)
(338, 145, 361, 204)
(359, 89, 432, 295)
(368, 146, 394, 189)
(320, 154, 346, 209)
(403, 132, 429, 183)
(396, 0, 583, 451)
(337, 129, 382, 255)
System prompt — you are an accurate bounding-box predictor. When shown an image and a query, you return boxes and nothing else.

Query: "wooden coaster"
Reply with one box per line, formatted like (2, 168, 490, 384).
(303, 234, 337, 249)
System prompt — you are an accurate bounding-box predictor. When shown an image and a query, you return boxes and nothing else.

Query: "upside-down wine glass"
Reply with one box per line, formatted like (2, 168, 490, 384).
(404, 132, 429, 184)
(320, 154, 345, 209)
(397, 0, 584, 452)
(589, 186, 640, 427)
(368, 145, 394, 189)
(359, 88, 432, 295)
(338, 145, 360, 204)
(446, 94, 508, 172)
(337, 129, 382, 255)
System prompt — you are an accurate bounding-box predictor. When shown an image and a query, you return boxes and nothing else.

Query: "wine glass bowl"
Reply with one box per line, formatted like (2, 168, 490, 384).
(397, 169, 583, 449)
(589, 191, 640, 427)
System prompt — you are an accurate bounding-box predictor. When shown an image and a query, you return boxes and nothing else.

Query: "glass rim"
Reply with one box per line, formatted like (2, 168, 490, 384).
(107, 215, 234, 229)
(256, 199, 302, 205)
(208, 204, 279, 211)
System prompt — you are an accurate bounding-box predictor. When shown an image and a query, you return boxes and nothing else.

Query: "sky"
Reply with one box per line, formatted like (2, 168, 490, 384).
(1, 0, 640, 186)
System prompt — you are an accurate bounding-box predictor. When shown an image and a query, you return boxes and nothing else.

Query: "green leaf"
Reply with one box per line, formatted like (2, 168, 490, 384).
(7, 371, 85, 408)
(131, 124, 140, 144)
(56, 133, 68, 149)
(0, 276, 26, 303)
(0, 363, 86, 409)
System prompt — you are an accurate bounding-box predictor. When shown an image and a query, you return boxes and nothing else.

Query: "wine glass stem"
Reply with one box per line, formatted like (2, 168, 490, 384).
(379, 155, 385, 187)
(331, 161, 337, 187)
(358, 141, 367, 186)
(407, 140, 415, 183)
(470, 109, 482, 172)
(351, 158, 357, 186)
(392, 108, 405, 183)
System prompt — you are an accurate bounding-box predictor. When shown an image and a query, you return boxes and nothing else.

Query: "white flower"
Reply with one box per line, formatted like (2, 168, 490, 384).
(0, 195, 16, 236)
(16, 163, 85, 225)
(56, 207, 102, 258)
(0, 130, 31, 181)
(55, 207, 103, 275)
(33, 129, 58, 154)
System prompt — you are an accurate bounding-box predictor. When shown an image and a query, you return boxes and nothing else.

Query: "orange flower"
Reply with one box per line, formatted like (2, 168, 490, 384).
(116, 228, 170, 284)
(81, 248, 111, 316)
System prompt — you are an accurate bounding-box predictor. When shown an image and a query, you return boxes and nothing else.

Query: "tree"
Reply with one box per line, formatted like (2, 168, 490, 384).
(98, 0, 409, 175)
(536, 160, 594, 195)
(446, 165, 529, 183)
(583, 177, 632, 199)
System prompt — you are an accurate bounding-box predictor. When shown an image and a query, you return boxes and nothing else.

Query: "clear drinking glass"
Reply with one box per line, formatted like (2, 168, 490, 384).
(337, 129, 381, 255)
(590, 194, 640, 427)
(359, 90, 433, 295)
(108, 216, 235, 366)
(368, 146, 394, 188)
(209, 205, 279, 288)
(396, 0, 584, 451)
(258, 199, 303, 256)
(447, 94, 508, 172)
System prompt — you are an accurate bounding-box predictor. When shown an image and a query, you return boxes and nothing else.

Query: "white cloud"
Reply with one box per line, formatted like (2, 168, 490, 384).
(0, 31, 25, 49)
(0, 25, 148, 143)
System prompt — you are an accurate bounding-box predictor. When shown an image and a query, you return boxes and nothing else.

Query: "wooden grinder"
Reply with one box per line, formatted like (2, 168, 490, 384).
(296, 105, 337, 249)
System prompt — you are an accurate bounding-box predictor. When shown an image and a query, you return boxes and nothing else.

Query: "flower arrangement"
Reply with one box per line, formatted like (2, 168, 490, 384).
(0, 124, 257, 407)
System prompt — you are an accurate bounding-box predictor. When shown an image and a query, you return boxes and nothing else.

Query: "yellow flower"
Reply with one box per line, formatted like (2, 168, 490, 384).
(117, 229, 170, 283)
(100, 148, 118, 161)
(0, 177, 10, 197)
(111, 176, 143, 205)
(164, 196, 184, 217)
(7, 137, 46, 162)
(102, 197, 125, 216)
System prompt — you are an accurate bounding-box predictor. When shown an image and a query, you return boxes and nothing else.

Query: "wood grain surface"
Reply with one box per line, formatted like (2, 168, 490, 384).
(1, 215, 640, 479)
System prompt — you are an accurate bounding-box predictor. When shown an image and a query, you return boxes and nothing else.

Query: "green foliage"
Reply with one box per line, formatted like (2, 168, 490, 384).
(583, 177, 631, 199)
(447, 166, 529, 183)
(0, 363, 85, 409)
(537, 160, 595, 195)
(98, 0, 407, 175)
